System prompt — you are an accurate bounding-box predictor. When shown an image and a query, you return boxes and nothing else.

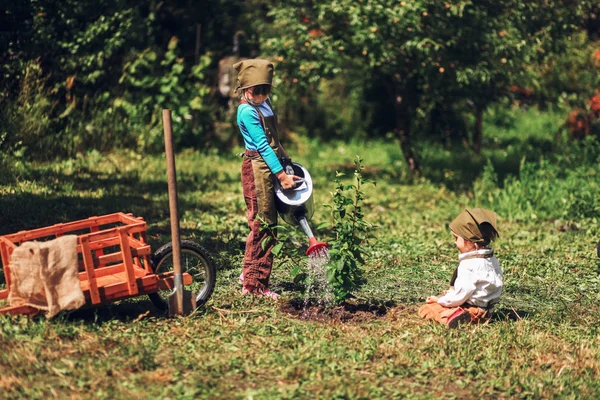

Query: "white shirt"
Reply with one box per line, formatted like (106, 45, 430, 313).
(437, 249, 503, 308)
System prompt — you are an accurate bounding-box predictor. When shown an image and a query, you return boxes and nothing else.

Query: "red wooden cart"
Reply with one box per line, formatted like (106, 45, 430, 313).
(0, 213, 214, 316)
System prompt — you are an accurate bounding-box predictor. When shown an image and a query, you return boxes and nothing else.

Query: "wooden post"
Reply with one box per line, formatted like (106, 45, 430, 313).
(162, 109, 184, 315)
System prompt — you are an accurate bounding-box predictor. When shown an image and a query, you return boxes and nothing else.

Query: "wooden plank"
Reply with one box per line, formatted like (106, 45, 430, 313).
(80, 272, 192, 302)
(0, 271, 192, 314)
(0, 304, 40, 317)
(80, 236, 101, 304)
(1, 213, 146, 244)
(126, 235, 149, 250)
(90, 225, 105, 258)
(139, 232, 153, 273)
(118, 213, 147, 226)
(1, 214, 121, 242)
(118, 229, 138, 296)
(95, 246, 151, 267)
(0, 288, 8, 300)
(0, 240, 8, 270)
(0, 240, 12, 290)
(79, 264, 125, 281)
(156, 272, 193, 290)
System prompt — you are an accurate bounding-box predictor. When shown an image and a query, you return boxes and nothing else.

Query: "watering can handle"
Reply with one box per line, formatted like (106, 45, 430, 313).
(281, 178, 305, 191)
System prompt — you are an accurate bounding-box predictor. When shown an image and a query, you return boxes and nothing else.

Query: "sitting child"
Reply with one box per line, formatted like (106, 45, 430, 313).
(419, 208, 503, 328)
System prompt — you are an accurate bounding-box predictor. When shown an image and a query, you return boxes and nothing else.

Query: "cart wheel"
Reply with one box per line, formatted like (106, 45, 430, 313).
(148, 240, 217, 311)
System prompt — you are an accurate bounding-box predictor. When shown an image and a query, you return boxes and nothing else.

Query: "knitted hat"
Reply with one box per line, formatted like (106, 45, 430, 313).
(233, 59, 274, 93)
(449, 208, 499, 244)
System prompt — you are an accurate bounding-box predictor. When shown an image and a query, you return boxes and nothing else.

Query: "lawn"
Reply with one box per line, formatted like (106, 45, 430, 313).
(1, 108, 599, 399)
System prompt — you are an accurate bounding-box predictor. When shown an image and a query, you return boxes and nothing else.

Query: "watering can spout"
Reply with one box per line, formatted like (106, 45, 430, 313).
(296, 213, 328, 256)
(306, 237, 328, 257)
(297, 214, 314, 239)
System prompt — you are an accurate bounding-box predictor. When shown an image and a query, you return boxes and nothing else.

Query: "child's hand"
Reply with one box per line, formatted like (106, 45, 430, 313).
(426, 296, 439, 304)
(277, 171, 301, 190)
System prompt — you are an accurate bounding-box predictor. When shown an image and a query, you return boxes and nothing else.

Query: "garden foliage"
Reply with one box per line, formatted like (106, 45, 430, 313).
(325, 156, 375, 303)
(1, 1, 598, 163)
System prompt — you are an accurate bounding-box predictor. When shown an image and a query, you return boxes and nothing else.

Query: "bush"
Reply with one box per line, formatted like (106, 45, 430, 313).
(0, 61, 57, 159)
(115, 37, 215, 152)
(325, 156, 375, 303)
(474, 137, 600, 221)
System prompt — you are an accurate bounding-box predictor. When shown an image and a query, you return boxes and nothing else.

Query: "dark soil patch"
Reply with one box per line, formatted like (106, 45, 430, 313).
(280, 298, 392, 323)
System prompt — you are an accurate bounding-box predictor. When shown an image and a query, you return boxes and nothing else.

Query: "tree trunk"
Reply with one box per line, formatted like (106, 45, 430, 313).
(394, 99, 420, 173)
(473, 105, 484, 154)
(381, 77, 420, 173)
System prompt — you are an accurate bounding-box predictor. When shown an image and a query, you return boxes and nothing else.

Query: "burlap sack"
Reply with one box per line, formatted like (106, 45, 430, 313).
(8, 235, 85, 318)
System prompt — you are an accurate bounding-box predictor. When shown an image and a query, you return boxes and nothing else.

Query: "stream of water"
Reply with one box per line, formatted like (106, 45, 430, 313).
(304, 247, 334, 308)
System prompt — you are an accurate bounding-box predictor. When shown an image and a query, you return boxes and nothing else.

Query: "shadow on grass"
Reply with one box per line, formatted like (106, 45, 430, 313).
(0, 160, 242, 236)
(492, 307, 533, 322)
(65, 299, 168, 324)
(0, 188, 224, 237)
(64, 298, 212, 325)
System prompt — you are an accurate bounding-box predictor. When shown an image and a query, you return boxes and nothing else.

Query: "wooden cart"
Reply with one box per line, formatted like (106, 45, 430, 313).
(0, 213, 194, 316)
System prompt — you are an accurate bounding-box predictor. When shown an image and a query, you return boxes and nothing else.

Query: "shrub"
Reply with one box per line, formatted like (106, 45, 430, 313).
(325, 156, 375, 303)
(0, 61, 57, 159)
(474, 137, 600, 221)
(115, 37, 215, 152)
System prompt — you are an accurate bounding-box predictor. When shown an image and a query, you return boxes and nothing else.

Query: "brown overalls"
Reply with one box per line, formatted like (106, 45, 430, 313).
(418, 302, 492, 325)
(241, 99, 285, 290)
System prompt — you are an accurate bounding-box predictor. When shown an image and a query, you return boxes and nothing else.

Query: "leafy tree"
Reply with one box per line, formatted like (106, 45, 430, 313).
(0, 0, 252, 158)
(263, 0, 594, 169)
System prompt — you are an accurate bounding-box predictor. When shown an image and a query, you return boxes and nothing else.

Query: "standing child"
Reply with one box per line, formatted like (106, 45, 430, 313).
(419, 208, 502, 328)
(233, 59, 299, 299)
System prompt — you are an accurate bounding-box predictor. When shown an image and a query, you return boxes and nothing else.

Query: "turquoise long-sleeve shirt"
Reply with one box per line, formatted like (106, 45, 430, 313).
(237, 101, 283, 174)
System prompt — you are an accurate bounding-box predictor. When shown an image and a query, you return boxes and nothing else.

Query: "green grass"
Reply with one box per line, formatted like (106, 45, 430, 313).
(1, 108, 600, 399)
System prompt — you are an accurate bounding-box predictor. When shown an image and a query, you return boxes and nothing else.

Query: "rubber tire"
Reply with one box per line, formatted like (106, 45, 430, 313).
(148, 240, 217, 312)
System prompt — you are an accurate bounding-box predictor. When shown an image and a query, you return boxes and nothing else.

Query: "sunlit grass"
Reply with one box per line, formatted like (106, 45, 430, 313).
(0, 108, 599, 398)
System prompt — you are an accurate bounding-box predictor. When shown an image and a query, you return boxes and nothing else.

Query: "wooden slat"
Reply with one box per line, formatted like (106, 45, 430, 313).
(0, 240, 8, 270)
(1, 271, 192, 314)
(118, 213, 147, 226)
(90, 225, 105, 258)
(0, 304, 40, 317)
(80, 265, 149, 289)
(139, 232, 153, 273)
(1, 213, 146, 244)
(126, 235, 149, 250)
(95, 245, 151, 267)
(80, 237, 101, 304)
(79, 264, 125, 280)
(0, 239, 12, 290)
(80, 272, 192, 302)
(0, 238, 16, 268)
(156, 272, 193, 290)
(0, 288, 8, 300)
(83, 226, 146, 245)
(118, 229, 138, 296)
(2, 214, 122, 242)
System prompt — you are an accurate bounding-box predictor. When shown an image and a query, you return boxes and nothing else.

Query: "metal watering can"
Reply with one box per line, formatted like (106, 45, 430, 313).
(274, 161, 328, 256)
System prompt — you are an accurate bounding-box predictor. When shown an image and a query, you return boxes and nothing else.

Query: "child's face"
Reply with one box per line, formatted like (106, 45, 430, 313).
(244, 86, 270, 105)
(453, 232, 476, 253)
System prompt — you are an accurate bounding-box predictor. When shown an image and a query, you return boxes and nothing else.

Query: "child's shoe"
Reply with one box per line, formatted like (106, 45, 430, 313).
(260, 289, 280, 300)
(446, 308, 471, 328)
(238, 272, 244, 285)
(242, 285, 280, 300)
